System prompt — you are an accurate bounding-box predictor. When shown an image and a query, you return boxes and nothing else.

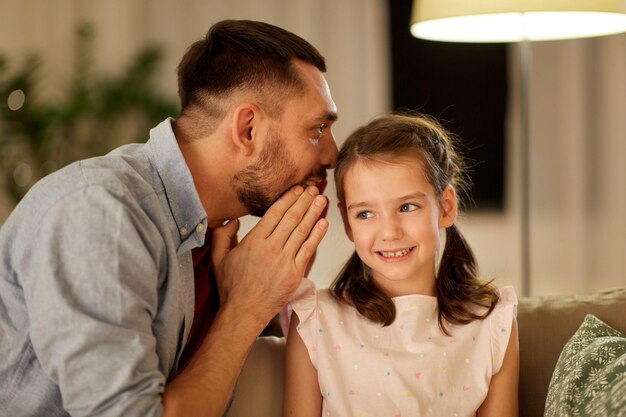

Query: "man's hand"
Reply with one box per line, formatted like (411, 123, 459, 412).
(211, 185, 328, 332)
(163, 186, 327, 417)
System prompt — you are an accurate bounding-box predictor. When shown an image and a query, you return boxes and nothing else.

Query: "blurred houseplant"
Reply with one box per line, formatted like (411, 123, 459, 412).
(0, 22, 179, 206)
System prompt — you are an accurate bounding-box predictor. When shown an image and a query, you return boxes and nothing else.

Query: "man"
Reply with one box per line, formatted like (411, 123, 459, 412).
(0, 20, 338, 417)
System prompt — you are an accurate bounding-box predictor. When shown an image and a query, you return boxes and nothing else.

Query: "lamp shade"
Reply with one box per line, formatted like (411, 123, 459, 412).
(411, 0, 626, 42)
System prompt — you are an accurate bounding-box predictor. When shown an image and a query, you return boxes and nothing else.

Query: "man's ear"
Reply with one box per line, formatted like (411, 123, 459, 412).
(338, 202, 354, 242)
(439, 185, 458, 228)
(231, 103, 260, 156)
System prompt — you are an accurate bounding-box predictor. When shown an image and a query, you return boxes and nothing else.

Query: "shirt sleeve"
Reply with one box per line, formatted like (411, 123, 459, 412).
(490, 286, 518, 375)
(22, 185, 167, 417)
(289, 278, 320, 369)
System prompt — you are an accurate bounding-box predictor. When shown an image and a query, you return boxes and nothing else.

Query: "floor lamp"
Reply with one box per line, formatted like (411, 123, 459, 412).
(410, 0, 626, 296)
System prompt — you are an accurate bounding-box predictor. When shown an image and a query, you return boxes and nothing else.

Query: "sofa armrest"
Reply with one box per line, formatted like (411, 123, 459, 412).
(227, 336, 286, 417)
(517, 286, 626, 417)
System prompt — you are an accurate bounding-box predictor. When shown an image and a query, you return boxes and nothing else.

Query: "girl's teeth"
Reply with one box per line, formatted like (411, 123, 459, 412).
(380, 248, 411, 258)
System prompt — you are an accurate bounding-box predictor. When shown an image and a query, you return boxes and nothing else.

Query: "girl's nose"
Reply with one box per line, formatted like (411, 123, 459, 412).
(381, 215, 403, 241)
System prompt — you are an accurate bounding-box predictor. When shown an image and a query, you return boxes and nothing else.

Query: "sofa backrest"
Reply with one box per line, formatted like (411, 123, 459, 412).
(517, 286, 626, 417)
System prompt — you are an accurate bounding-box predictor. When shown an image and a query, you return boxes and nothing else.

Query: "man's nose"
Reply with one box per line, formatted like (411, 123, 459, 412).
(320, 130, 338, 169)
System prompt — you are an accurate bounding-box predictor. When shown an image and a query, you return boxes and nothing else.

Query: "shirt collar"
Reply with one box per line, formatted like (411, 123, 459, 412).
(147, 118, 208, 253)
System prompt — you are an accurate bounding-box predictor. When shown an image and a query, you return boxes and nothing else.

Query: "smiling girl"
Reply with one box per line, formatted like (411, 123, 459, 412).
(284, 114, 519, 417)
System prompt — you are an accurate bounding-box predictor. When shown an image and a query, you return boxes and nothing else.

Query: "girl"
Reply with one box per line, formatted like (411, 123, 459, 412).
(284, 114, 519, 417)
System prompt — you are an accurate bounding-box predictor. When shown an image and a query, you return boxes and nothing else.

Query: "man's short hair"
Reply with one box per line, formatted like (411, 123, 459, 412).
(177, 19, 326, 118)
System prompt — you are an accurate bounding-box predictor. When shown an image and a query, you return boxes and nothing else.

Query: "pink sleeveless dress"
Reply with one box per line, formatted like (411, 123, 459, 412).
(290, 279, 517, 417)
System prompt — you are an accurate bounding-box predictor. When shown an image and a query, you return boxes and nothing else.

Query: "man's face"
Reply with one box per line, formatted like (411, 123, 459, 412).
(234, 60, 338, 216)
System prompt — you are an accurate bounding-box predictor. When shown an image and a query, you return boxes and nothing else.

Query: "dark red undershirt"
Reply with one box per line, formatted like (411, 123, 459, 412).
(179, 234, 220, 369)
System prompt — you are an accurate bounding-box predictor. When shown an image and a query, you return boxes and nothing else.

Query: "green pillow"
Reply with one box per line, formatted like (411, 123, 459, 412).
(544, 314, 626, 417)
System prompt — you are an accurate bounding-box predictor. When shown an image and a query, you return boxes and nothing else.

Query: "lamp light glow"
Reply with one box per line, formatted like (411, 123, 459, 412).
(411, 1, 626, 42)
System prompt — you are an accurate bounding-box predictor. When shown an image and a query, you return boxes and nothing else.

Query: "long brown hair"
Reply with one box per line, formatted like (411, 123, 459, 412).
(331, 114, 499, 335)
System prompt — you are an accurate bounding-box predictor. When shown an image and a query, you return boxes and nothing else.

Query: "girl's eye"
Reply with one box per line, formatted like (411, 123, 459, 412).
(357, 211, 373, 219)
(400, 203, 418, 212)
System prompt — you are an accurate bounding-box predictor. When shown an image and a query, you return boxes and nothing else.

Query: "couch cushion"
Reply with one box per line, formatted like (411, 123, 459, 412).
(517, 286, 626, 417)
(544, 314, 626, 416)
(227, 336, 286, 417)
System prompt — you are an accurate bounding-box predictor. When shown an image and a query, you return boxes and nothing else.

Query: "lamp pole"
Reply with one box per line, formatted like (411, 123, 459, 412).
(519, 36, 532, 297)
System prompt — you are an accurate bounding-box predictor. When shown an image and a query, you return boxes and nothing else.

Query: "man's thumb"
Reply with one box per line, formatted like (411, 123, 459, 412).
(211, 219, 240, 265)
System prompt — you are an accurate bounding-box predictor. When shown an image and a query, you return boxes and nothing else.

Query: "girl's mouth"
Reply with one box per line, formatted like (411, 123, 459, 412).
(377, 247, 415, 259)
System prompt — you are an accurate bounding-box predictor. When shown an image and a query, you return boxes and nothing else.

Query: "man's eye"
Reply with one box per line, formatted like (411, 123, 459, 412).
(357, 211, 373, 219)
(310, 124, 327, 145)
(317, 123, 327, 137)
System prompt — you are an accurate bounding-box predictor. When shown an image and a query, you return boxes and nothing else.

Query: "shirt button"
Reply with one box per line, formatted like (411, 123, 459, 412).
(195, 223, 204, 233)
(180, 226, 188, 236)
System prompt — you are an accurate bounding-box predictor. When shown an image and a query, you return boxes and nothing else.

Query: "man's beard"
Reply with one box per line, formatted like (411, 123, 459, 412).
(232, 130, 298, 217)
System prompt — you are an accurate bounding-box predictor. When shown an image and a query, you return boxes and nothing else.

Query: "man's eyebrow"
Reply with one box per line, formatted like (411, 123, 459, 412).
(306, 112, 337, 129)
(317, 111, 338, 123)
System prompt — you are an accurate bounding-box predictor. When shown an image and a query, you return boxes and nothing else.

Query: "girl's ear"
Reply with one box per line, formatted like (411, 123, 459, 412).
(338, 202, 354, 242)
(231, 102, 261, 156)
(439, 185, 458, 228)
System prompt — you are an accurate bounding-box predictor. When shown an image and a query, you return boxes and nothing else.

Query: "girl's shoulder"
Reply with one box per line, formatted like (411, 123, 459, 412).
(467, 285, 517, 318)
(289, 279, 349, 317)
(289, 278, 318, 324)
(496, 285, 518, 308)
(485, 285, 518, 374)
(289, 279, 364, 335)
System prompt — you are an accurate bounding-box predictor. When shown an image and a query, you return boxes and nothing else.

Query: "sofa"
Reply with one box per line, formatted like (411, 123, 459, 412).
(226, 286, 626, 417)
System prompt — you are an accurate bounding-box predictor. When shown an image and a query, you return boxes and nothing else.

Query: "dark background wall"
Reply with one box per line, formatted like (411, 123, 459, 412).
(388, 0, 508, 210)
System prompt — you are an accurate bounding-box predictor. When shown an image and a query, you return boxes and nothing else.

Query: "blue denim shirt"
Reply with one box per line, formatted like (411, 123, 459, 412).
(0, 119, 207, 416)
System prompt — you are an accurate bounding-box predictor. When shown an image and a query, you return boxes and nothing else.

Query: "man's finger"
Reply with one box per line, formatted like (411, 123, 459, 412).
(269, 186, 320, 244)
(211, 219, 240, 266)
(283, 194, 327, 253)
(294, 218, 329, 272)
(252, 185, 305, 238)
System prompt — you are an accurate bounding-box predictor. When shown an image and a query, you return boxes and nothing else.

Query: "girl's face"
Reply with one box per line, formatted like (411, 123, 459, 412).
(340, 155, 457, 297)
